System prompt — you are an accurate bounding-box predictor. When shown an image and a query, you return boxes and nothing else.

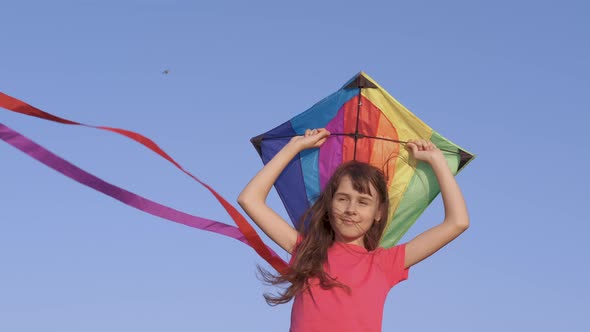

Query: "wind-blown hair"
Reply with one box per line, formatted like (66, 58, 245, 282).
(260, 161, 390, 305)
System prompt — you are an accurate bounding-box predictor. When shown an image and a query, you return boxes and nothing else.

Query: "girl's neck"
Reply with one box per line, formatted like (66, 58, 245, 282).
(334, 236, 366, 248)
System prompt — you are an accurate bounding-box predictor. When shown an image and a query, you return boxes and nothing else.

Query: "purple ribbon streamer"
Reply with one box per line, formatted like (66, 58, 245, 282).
(0, 122, 284, 261)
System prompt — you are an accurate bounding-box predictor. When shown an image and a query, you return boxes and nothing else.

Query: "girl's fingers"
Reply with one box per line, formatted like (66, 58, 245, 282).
(407, 139, 437, 151)
(407, 140, 422, 151)
(299, 128, 331, 148)
(305, 128, 329, 137)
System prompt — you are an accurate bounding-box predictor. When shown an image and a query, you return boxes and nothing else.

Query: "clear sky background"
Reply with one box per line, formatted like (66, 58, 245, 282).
(1, 1, 588, 331)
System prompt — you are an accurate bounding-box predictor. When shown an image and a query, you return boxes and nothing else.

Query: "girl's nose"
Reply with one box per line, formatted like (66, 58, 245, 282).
(344, 202, 357, 214)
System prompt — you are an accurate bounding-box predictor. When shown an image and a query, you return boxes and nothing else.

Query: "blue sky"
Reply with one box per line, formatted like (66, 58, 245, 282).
(1, 1, 589, 331)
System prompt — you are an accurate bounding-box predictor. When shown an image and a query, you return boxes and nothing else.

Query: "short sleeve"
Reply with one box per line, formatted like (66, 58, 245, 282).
(379, 243, 410, 287)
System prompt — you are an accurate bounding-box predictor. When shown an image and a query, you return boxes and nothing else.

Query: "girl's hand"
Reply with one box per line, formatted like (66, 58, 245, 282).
(289, 128, 330, 151)
(406, 139, 444, 164)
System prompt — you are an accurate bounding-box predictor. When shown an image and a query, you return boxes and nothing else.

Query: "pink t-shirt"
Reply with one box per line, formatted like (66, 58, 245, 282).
(290, 241, 409, 332)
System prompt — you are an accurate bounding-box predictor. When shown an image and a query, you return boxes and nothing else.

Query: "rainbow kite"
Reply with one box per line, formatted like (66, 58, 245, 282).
(252, 72, 475, 247)
(0, 72, 474, 273)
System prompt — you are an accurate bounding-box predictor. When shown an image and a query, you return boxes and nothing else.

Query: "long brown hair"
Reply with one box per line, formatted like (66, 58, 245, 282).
(260, 161, 390, 305)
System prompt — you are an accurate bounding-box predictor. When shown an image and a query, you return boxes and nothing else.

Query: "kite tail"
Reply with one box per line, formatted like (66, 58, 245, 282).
(0, 92, 288, 274)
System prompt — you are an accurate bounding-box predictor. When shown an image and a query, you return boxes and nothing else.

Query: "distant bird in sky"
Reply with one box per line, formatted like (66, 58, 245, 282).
(162, 69, 170, 75)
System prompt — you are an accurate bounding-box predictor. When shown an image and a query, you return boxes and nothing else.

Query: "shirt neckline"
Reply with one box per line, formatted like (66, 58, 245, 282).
(332, 240, 369, 253)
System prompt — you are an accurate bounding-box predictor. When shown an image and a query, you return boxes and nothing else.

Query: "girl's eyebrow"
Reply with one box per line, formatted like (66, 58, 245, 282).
(334, 192, 375, 200)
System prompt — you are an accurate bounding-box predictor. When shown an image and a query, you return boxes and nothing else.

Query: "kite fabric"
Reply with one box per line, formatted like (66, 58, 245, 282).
(251, 72, 475, 248)
(0, 93, 288, 273)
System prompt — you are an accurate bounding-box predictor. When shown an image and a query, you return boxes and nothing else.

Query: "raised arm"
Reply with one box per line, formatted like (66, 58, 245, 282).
(404, 139, 470, 269)
(238, 129, 330, 254)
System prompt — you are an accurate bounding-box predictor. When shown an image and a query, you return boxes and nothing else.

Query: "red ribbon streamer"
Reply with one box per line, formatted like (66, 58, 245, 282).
(0, 92, 288, 274)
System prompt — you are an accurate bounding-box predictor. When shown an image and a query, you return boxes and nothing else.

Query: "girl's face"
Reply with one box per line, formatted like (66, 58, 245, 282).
(330, 175, 383, 247)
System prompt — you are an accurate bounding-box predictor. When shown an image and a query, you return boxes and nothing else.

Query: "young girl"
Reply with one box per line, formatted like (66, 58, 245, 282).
(238, 128, 469, 332)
